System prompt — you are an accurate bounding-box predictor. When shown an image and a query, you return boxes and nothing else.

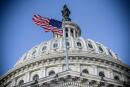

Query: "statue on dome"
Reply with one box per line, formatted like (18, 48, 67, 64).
(61, 4, 71, 21)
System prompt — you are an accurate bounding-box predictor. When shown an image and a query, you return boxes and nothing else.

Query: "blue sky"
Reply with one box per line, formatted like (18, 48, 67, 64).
(0, 0, 129, 76)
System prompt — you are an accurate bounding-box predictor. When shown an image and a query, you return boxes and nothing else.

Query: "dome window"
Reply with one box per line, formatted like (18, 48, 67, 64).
(71, 29, 74, 37)
(82, 69, 89, 74)
(71, 29, 73, 33)
(42, 46, 47, 51)
(53, 43, 58, 48)
(33, 74, 39, 81)
(77, 42, 82, 48)
(108, 49, 113, 56)
(88, 43, 93, 48)
(49, 70, 55, 76)
(65, 28, 68, 32)
(66, 33, 68, 37)
(32, 50, 36, 55)
(18, 80, 24, 86)
(66, 42, 70, 48)
(65, 28, 68, 37)
(99, 71, 105, 77)
(98, 46, 103, 52)
(114, 75, 120, 81)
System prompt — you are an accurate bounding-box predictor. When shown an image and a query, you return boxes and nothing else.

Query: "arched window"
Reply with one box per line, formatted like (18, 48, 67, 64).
(82, 69, 89, 74)
(18, 80, 24, 85)
(53, 43, 58, 48)
(98, 46, 103, 52)
(42, 46, 47, 51)
(49, 70, 55, 76)
(77, 42, 82, 48)
(88, 43, 93, 48)
(33, 74, 39, 81)
(114, 75, 120, 80)
(99, 71, 105, 77)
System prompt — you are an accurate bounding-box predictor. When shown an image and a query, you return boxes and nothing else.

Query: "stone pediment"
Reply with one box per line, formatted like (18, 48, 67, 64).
(39, 70, 90, 87)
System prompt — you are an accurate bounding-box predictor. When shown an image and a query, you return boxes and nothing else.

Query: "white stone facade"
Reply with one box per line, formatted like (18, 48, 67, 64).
(0, 21, 130, 87)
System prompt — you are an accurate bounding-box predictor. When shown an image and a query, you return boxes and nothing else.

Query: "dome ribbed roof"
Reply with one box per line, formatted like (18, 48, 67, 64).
(15, 37, 118, 67)
(14, 21, 120, 67)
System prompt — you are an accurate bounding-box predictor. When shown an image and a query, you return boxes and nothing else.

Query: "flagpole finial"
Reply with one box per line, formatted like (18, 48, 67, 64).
(61, 4, 71, 21)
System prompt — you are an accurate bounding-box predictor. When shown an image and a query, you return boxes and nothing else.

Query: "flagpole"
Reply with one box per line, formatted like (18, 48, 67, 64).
(62, 4, 71, 71)
(62, 21, 69, 71)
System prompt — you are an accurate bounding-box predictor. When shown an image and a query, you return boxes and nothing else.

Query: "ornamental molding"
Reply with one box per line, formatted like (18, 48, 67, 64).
(0, 56, 129, 86)
(0, 52, 129, 83)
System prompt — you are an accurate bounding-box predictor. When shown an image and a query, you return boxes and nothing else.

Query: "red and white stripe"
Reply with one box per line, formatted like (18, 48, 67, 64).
(32, 14, 63, 36)
(32, 15, 49, 26)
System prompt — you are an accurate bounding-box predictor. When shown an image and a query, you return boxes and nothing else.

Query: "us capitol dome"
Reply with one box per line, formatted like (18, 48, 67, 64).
(0, 5, 130, 87)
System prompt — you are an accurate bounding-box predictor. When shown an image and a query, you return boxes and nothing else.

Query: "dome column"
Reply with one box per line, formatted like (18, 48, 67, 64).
(121, 73, 125, 81)
(68, 27, 71, 37)
(73, 29, 76, 38)
(107, 69, 113, 79)
(92, 65, 98, 75)
(25, 72, 30, 82)
(40, 67, 46, 78)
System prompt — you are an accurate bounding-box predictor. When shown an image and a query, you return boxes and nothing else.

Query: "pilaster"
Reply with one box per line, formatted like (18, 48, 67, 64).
(40, 67, 46, 78)
(25, 72, 30, 82)
(92, 65, 98, 75)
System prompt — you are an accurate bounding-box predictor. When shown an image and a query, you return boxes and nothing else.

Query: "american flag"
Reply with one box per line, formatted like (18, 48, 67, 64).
(32, 14, 63, 35)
